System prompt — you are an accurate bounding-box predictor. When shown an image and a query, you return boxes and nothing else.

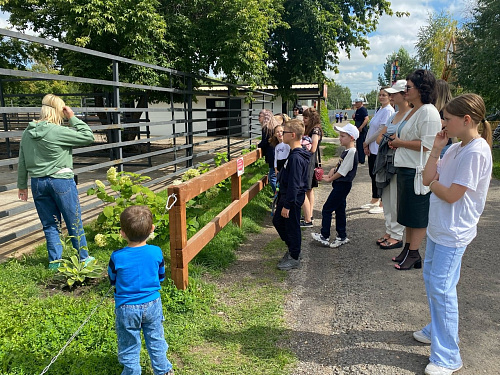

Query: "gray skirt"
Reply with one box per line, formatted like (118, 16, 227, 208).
(396, 167, 430, 228)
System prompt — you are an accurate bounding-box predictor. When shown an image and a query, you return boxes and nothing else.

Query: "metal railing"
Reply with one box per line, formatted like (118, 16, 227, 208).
(0, 28, 274, 248)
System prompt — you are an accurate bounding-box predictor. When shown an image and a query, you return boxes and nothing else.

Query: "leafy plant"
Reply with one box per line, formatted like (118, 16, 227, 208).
(87, 167, 170, 245)
(53, 254, 103, 288)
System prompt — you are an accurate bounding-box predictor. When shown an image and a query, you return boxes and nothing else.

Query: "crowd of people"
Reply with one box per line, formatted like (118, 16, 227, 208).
(262, 69, 493, 375)
(16, 67, 494, 375)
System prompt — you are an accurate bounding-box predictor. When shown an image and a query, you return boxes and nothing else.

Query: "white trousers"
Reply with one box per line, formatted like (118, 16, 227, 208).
(382, 174, 404, 240)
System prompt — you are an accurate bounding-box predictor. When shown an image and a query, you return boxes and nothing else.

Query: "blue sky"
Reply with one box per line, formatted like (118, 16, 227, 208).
(328, 0, 471, 99)
(2, 1, 469, 100)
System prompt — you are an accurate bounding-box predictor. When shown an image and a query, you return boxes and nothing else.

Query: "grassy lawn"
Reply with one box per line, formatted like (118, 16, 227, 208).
(0, 161, 295, 375)
(492, 146, 500, 180)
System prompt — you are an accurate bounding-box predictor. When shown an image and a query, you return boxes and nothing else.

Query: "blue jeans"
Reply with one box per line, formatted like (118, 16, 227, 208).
(421, 237, 465, 370)
(320, 181, 352, 240)
(268, 167, 277, 193)
(115, 297, 173, 375)
(31, 177, 89, 262)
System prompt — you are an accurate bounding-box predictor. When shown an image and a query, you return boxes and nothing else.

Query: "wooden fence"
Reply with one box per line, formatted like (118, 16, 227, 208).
(167, 148, 267, 289)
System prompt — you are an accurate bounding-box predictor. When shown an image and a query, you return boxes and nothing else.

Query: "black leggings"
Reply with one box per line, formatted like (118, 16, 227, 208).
(368, 153, 381, 199)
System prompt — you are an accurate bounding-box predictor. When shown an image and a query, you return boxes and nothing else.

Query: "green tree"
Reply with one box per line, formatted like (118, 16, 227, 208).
(415, 11, 457, 79)
(327, 82, 352, 110)
(454, 0, 500, 110)
(364, 89, 379, 110)
(1, 0, 396, 95)
(378, 47, 420, 86)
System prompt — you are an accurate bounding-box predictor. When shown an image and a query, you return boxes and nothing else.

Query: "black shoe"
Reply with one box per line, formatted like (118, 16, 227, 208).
(392, 243, 410, 262)
(395, 250, 422, 270)
(300, 220, 313, 228)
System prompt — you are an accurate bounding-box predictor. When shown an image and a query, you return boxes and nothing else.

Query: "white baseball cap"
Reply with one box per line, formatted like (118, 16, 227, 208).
(334, 123, 359, 140)
(384, 80, 407, 94)
(354, 97, 364, 102)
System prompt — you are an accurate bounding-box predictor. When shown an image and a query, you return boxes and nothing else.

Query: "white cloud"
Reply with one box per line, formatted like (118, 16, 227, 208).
(330, 0, 468, 99)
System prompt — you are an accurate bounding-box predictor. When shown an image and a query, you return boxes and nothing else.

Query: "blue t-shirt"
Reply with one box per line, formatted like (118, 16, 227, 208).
(108, 244, 165, 308)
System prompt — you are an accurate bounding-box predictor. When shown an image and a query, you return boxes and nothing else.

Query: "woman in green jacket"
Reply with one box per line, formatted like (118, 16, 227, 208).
(17, 94, 95, 269)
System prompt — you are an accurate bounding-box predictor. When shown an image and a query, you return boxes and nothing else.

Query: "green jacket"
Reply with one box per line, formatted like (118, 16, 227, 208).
(17, 116, 94, 189)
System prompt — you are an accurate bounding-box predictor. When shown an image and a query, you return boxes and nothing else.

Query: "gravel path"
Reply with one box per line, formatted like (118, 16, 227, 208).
(280, 140, 500, 374)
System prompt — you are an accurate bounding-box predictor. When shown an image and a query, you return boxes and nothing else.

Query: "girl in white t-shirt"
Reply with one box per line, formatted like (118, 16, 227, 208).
(417, 94, 493, 375)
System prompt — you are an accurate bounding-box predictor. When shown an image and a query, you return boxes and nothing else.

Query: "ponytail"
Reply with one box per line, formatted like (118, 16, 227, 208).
(480, 119, 493, 148)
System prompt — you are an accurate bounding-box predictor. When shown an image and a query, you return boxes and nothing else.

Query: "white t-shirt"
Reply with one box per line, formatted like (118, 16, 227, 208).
(274, 142, 291, 168)
(394, 104, 442, 168)
(336, 147, 357, 177)
(427, 138, 492, 247)
(366, 105, 394, 155)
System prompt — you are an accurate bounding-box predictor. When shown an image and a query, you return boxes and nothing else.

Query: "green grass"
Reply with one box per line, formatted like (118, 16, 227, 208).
(493, 146, 500, 180)
(321, 143, 338, 161)
(0, 162, 295, 375)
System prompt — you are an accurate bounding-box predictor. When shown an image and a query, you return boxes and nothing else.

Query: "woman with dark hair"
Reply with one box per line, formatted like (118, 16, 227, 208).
(301, 107, 323, 227)
(388, 70, 442, 270)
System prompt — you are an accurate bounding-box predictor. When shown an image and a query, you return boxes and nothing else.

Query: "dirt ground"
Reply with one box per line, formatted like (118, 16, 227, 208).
(218, 138, 500, 374)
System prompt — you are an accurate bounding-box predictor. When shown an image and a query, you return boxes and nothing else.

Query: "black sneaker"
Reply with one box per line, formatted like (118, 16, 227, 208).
(300, 220, 313, 228)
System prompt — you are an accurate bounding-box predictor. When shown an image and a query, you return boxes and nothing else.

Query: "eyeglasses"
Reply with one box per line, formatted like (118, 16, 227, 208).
(282, 131, 294, 134)
(405, 85, 416, 91)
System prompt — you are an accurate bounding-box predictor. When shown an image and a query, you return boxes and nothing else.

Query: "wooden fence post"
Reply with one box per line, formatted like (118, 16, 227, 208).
(167, 186, 189, 289)
(231, 172, 242, 227)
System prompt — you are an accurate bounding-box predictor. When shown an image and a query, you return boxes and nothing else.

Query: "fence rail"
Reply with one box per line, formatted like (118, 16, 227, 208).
(167, 148, 266, 289)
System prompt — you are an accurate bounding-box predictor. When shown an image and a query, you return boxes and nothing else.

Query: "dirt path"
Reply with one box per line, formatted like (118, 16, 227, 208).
(225, 140, 500, 374)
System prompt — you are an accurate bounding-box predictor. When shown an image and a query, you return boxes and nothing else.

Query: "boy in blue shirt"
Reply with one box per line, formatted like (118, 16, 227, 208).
(311, 124, 359, 248)
(108, 205, 174, 375)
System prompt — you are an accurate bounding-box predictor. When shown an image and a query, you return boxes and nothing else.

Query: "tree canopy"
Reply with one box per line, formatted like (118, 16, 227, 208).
(1, 0, 394, 97)
(326, 82, 351, 110)
(454, 0, 500, 110)
(378, 47, 419, 87)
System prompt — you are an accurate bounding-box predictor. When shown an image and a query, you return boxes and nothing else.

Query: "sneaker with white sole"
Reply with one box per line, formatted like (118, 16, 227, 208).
(360, 202, 379, 209)
(330, 237, 350, 248)
(368, 206, 384, 214)
(413, 330, 431, 344)
(311, 232, 330, 246)
(300, 220, 313, 228)
(424, 362, 463, 375)
(82, 256, 96, 267)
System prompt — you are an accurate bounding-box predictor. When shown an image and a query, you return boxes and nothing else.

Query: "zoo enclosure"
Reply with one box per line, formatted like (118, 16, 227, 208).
(0, 28, 275, 249)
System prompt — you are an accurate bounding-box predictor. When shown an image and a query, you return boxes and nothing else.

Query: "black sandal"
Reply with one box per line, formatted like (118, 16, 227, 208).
(380, 239, 403, 249)
(392, 243, 410, 262)
(376, 235, 390, 245)
(395, 250, 422, 270)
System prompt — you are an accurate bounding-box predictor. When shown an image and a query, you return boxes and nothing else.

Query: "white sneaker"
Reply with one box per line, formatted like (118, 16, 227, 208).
(368, 206, 384, 214)
(413, 330, 431, 344)
(330, 237, 350, 248)
(424, 362, 463, 375)
(360, 202, 379, 209)
(311, 232, 330, 246)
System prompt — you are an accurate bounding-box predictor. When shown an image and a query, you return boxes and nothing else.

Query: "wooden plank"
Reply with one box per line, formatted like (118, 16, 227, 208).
(181, 177, 267, 265)
(167, 185, 188, 289)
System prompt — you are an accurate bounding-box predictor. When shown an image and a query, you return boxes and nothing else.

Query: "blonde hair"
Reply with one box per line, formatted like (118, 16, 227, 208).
(444, 93, 492, 148)
(284, 119, 305, 138)
(434, 79, 452, 112)
(259, 109, 278, 137)
(38, 94, 65, 125)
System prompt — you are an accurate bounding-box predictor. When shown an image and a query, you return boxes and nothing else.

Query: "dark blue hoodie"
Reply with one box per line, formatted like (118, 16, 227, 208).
(278, 146, 311, 209)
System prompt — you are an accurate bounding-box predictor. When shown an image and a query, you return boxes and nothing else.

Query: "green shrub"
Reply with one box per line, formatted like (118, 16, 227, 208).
(319, 103, 338, 137)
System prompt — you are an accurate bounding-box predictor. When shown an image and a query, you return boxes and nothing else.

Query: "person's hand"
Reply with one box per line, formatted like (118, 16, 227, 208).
(62, 106, 74, 120)
(388, 134, 400, 149)
(18, 189, 28, 201)
(364, 145, 370, 155)
(433, 130, 449, 151)
(281, 207, 290, 218)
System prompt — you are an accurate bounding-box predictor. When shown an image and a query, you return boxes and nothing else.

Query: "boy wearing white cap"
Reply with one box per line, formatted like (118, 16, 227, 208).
(311, 124, 359, 248)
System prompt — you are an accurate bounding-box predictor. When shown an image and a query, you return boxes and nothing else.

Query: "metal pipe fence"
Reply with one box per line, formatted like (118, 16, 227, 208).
(0, 28, 274, 247)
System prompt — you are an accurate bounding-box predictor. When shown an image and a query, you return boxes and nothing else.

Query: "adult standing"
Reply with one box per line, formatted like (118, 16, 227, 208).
(353, 98, 369, 165)
(418, 93, 492, 375)
(301, 107, 323, 227)
(389, 70, 442, 270)
(258, 109, 279, 193)
(17, 94, 95, 269)
(361, 88, 394, 213)
(374, 80, 411, 249)
(434, 79, 453, 158)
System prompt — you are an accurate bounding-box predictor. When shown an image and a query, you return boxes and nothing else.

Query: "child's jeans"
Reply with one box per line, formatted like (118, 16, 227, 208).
(272, 197, 303, 260)
(321, 181, 352, 240)
(115, 297, 172, 375)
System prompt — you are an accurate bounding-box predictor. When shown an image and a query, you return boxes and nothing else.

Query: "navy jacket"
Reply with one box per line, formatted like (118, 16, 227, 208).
(278, 147, 311, 209)
(258, 128, 275, 167)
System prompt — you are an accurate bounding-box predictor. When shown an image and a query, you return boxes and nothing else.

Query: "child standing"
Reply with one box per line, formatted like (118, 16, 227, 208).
(273, 119, 311, 270)
(108, 205, 174, 375)
(271, 124, 291, 175)
(311, 124, 359, 248)
(416, 94, 492, 375)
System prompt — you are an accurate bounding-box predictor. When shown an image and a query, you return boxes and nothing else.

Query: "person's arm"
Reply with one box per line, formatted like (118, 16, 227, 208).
(310, 132, 320, 153)
(423, 130, 448, 185)
(55, 114, 95, 147)
(17, 141, 29, 194)
(322, 170, 342, 183)
(376, 126, 388, 145)
(108, 258, 117, 286)
(158, 257, 165, 283)
(358, 115, 369, 131)
(388, 135, 425, 152)
(364, 126, 385, 146)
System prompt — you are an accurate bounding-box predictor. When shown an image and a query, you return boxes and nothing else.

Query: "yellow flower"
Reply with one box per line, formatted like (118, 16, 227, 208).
(107, 167, 118, 185)
(95, 180, 105, 189)
(94, 234, 108, 248)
